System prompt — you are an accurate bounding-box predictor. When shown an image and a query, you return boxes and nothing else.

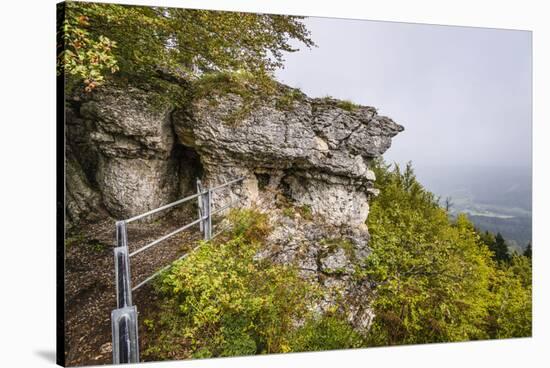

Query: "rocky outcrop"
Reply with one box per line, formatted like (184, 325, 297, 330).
(252, 208, 375, 329)
(65, 149, 104, 225)
(65, 80, 403, 330)
(66, 83, 402, 226)
(173, 89, 403, 228)
(66, 87, 185, 220)
(168, 85, 402, 329)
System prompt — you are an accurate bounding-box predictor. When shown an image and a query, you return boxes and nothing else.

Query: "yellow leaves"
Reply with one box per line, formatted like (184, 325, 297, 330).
(77, 15, 89, 26)
(61, 11, 119, 93)
(280, 343, 291, 353)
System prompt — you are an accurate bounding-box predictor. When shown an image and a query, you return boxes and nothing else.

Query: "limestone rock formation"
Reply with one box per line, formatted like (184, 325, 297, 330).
(65, 81, 403, 330)
(65, 149, 103, 225)
(172, 89, 403, 228)
(66, 83, 402, 226)
(66, 87, 183, 220)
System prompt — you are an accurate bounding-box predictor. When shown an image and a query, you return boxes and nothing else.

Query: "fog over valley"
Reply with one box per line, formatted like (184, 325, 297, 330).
(276, 17, 532, 249)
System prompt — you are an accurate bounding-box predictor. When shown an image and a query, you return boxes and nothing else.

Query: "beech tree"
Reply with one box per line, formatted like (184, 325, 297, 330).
(58, 2, 314, 92)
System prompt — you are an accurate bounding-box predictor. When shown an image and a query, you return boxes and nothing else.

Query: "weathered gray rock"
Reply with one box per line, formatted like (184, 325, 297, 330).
(284, 174, 370, 227)
(74, 87, 181, 219)
(96, 156, 179, 219)
(173, 88, 403, 227)
(65, 149, 105, 225)
(67, 83, 402, 224)
(79, 87, 175, 159)
(65, 105, 103, 227)
(254, 208, 374, 329)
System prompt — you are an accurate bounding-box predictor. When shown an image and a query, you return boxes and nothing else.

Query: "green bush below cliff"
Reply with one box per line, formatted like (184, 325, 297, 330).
(142, 209, 360, 360)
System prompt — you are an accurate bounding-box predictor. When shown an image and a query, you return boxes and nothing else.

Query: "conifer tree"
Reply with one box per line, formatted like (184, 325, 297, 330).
(523, 242, 532, 259)
(493, 233, 511, 263)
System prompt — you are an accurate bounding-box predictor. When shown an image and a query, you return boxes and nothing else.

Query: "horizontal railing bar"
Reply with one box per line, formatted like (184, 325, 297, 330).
(211, 224, 231, 240)
(210, 200, 239, 216)
(129, 216, 205, 258)
(209, 177, 244, 192)
(132, 244, 201, 291)
(125, 192, 207, 223)
(124, 177, 244, 292)
(131, 264, 171, 292)
(212, 229, 223, 239)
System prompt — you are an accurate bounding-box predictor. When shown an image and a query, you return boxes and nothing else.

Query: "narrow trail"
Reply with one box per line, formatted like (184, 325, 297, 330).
(64, 211, 204, 366)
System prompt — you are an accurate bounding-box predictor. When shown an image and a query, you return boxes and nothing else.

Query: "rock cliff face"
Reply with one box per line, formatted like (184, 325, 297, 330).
(69, 87, 179, 219)
(65, 81, 403, 329)
(67, 84, 402, 225)
(173, 90, 403, 228)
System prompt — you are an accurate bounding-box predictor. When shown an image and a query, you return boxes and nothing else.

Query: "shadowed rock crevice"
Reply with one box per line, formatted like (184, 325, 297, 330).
(176, 144, 204, 197)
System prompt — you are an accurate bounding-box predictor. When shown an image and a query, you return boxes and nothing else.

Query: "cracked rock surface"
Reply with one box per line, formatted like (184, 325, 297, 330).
(67, 83, 402, 225)
(173, 87, 403, 227)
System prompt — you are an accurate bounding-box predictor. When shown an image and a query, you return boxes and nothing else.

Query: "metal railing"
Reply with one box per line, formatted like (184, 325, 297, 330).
(111, 177, 244, 364)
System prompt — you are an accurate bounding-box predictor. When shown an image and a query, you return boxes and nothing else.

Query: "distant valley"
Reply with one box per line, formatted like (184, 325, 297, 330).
(414, 165, 532, 251)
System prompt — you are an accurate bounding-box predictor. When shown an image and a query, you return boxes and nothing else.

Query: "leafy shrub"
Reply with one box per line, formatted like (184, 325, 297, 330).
(296, 205, 313, 221)
(282, 207, 296, 219)
(318, 96, 359, 112)
(191, 71, 267, 124)
(226, 208, 271, 243)
(281, 204, 313, 221)
(290, 314, 363, 352)
(143, 209, 319, 360)
(275, 88, 305, 110)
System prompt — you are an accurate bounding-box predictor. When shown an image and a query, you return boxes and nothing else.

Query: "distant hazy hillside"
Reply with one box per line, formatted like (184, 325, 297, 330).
(413, 165, 532, 249)
(468, 215, 531, 252)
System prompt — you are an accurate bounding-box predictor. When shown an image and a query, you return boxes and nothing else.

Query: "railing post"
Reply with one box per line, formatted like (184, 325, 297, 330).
(207, 189, 212, 240)
(111, 306, 139, 364)
(114, 221, 132, 308)
(109, 177, 244, 364)
(202, 188, 212, 241)
(111, 220, 139, 364)
(196, 180, 204, 233)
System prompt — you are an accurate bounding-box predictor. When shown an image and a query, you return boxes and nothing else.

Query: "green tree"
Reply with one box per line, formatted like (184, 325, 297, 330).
(363, 161, 494, 345)
(479, 230, 496, 250)
(486, 255, 532, 338)
(523, 242, 532, 259)
(363, 160, 531, 345)
(493, 232, 511, 263)
(58, 2, 314, 94)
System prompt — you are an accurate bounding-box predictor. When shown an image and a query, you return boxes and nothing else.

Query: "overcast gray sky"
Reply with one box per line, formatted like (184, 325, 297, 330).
(275, 17, 532, 169)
